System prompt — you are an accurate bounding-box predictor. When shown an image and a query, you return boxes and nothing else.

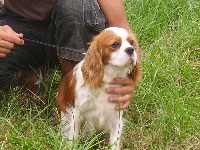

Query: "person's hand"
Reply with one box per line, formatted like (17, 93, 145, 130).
(106, 77, 136, 110)
(0, 25, 24, 58)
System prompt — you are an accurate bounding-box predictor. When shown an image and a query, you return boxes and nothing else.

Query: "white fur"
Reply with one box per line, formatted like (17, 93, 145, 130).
(60, 27, 138, 150)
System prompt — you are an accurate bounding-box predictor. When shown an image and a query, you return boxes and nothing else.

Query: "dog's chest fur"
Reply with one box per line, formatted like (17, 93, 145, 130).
(71, 61, 130, 131)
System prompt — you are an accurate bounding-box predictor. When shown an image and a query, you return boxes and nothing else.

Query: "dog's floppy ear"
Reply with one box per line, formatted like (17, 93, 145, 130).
(129, 37, 142, 86)
(129, 59, 142, 86)
(129, 38, 142, 86)
(81, 40, 104, 88)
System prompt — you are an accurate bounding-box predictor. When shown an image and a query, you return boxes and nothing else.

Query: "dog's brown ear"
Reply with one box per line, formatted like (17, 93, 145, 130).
(56, 70, 76, 113)
(129, 60, 142, 86)
(129, 35, 142, 86)
(81, 40, 104, 88)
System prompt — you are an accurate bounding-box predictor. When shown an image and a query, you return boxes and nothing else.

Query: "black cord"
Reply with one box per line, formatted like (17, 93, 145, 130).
(22, 37, 85, 54)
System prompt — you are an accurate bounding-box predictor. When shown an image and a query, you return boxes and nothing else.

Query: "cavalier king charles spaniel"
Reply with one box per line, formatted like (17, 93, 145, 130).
(56, 27, 141, 149)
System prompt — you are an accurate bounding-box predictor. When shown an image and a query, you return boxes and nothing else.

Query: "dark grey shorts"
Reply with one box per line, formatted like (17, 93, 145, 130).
(51, 0, 107, 61)
(0, 0, 107, 90)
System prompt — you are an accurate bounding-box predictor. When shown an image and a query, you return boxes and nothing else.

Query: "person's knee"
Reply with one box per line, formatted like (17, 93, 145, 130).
(58, 57, 78, 77)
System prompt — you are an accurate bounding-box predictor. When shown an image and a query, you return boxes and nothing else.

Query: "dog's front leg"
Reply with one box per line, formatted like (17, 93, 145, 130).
(61, 107, 81, 143)
(110, 112, 123, 150)
(68, 107, 81, 141)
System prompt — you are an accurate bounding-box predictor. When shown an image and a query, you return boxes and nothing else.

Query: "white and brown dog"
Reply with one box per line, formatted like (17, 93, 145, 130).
(56, 27, 141, 149)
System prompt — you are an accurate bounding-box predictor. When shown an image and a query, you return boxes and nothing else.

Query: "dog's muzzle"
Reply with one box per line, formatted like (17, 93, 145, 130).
(125, 47, 137, 66)
(125, 47, 135, 57)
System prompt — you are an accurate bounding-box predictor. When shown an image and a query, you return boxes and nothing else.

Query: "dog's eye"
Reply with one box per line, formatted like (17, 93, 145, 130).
(129, 40, 134, 46)
(111, 42, 121, 48)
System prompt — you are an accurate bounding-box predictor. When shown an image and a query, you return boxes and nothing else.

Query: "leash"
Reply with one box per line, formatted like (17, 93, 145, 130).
(22, 37, 86, 54)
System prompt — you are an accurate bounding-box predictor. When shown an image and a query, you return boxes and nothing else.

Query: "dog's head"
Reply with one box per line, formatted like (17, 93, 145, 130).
(82, 27, 141, 88)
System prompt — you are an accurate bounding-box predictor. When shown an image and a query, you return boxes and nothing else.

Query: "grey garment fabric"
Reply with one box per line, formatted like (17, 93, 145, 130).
(0, 0, 107, 91)
(52, 0, 107, 60)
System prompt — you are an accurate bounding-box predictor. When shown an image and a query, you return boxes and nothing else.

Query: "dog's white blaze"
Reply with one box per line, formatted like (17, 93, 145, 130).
(106, 27, 137, 67)
(106, 27, 128, 40)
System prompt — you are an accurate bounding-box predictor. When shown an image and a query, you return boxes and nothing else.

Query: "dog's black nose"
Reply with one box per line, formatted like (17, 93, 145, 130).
(125, 47, 135, 56)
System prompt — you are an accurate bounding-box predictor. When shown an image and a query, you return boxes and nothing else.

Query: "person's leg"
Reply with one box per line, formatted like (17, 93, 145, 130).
(0, 8, 51, 92)
(49, 0, 107, 76)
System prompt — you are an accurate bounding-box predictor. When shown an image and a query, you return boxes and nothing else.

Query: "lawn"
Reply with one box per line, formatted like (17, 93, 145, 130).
(0, 0, 199, 149)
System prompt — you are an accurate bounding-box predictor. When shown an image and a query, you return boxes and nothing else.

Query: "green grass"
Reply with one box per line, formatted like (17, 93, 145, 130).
(0, 0, 199, 149)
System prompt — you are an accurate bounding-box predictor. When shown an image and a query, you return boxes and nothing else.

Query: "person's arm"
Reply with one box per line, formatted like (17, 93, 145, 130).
(98, 0, 140, 54)
(98, 0, 130, 30)
(98, 0, 141, 110)
(0, 25, 24, 58)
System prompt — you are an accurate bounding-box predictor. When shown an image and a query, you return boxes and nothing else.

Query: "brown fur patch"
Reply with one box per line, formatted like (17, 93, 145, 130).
(81, 40, 105, 88)
(127, 34, 142, 85)
(56, 70, 76, 113)
(128, 61, 142, 86)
